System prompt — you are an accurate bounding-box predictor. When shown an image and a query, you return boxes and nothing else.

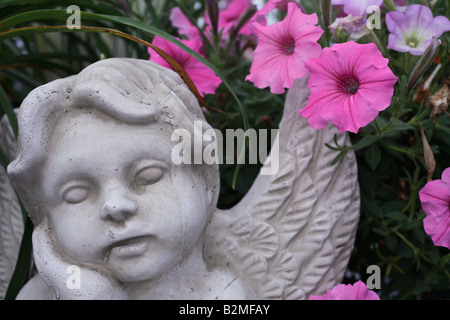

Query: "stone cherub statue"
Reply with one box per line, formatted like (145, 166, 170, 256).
(0, 58, 360, 300)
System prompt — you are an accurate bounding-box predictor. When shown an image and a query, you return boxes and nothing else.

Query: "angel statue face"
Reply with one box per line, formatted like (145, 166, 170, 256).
(7, 59, 221, 288)
(39, 109, 209, 283)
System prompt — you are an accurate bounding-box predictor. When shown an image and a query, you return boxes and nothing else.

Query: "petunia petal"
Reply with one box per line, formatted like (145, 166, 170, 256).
(246, 2, 323, 93)
(427, 16, 450, 38)
(148, 36, 221, 97)
(419, 167, 450, 249)
(423, 214, 450, 248)
(333, 0, 383, 17)
(386, 4, 450, 55)
(309, 280, 380, 300)
(169, 7, 201, 39)
(441, 168, 450, 183)
(300, 41, 397, 133)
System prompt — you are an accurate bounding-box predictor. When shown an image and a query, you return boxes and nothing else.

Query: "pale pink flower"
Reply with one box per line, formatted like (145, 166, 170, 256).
(332, 0, 383, 17)
(329, 14, 366, 33)
(386, 4, 450, 56)
(148, 36, 221, 96)
(393, 0, 407, 12)
(169, 7, 201, 40)
(419, 167, 450, 249)
(309, 280, 380, 300)
(205, 0, 255, 38)
(251, 0, 293, 25)
(299, 41, 398, 133)
(245, 2, 323, 94)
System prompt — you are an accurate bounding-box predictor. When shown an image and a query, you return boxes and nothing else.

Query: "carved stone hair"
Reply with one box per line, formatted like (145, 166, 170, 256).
(7, 58, 220, 225)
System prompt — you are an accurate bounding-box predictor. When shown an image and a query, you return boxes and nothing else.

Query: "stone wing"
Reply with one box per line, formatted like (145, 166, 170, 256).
(0, 114, 23, 299)
(205, 77, 360, 299)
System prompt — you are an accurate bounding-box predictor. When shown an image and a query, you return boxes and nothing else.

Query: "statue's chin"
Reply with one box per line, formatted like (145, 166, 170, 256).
(105, 245, 181, 284)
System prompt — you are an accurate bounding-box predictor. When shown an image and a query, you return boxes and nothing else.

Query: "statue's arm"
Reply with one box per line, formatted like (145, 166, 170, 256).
(31, 220, 128, 300)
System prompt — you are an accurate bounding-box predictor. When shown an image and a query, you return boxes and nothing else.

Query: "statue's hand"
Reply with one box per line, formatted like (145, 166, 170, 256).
(32, 220, 127, 300)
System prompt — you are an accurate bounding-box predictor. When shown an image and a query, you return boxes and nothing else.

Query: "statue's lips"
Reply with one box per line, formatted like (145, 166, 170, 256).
(109, 235, 151, 258)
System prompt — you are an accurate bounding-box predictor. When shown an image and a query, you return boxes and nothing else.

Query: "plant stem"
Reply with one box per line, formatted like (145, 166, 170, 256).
(366, 28, 386, 56)
(408, 184, 418, 221)
(404, 52, 413, 72)
(381, 141, 411, 155)
(383, 0, 397, 11)
(393, 229, 418, 255)
(374, 117, 382, 135)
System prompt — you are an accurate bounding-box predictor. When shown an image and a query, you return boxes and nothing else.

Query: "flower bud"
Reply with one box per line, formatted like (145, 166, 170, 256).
(334, 25, 348, 43)
(420, 127, 436, 182)
(206, 0, 219, 35)
(320, 0, 332, 29)
(408, 37, 441, 95)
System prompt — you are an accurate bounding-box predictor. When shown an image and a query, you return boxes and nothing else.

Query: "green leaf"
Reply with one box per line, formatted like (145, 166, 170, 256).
(364, 144, 381, 170)
(353, 135, 379, 151)
(426, 249, 440, 265)
(385, 211, 407, 221)
(0, 85, 17, 138)
(385, 233, 398, 252)
(389, 118, 415, 132)
(324, 143, 341, 151)
(412, 280, 430, 295)
(331, 149, 348, 165)
(373, 227, 390, 237)
(362, 197, 384, 218)
(382, 201, 405, 213)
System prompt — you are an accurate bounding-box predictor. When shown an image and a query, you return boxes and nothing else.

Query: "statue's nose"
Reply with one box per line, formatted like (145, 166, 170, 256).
(100, 191, 138, 223)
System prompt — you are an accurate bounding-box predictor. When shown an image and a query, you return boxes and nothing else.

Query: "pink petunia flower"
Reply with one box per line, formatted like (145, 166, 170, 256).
(169, 7, 201, 40)
(299, 41, 398, 133)
(204, 0, 259, 38)
(309, 280, 380, 300)
(332, 0, 383, 17)
(393, 0, 407, 11)
(148, 36, 221, 96)
(419, 167, 450, 249)
(245, 2, 323, 94)
(251, 0, 293, 25)
(385, 4, 450, 56)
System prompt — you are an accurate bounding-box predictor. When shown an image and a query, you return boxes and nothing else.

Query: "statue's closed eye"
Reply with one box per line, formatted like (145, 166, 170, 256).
(132, 166, 164, 188)
(62, 184, 90, 204)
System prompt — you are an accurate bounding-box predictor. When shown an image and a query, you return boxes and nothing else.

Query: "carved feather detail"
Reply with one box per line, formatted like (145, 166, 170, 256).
(0, 114, 23, 299)
(205, 77, 360, 299)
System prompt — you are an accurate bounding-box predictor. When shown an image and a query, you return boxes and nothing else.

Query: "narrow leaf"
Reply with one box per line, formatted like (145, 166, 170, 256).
(364, 144, 381, 170)
(4, 215, 33, 300)
(0, 85, 17, 138)
(353, 135, 379, 151)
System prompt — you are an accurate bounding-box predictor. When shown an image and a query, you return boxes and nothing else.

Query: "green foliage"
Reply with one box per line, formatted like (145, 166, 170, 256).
(338, 1, 450, 299)
(0, 0, 448, 300)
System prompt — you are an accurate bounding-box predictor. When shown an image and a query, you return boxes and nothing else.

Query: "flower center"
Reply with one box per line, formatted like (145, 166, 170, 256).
(407, 38, 418, 48)
(338, 76, 360, 95)
(347, 84, 359, 95)
(285, 40, 295, 55)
